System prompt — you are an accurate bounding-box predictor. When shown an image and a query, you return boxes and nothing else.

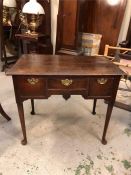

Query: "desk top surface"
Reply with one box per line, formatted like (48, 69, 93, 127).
(6, 54, 124, 76)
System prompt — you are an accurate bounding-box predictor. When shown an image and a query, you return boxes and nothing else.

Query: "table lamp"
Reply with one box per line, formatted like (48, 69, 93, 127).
(21, 0, 45, 35)
(3, 0, 17, 25)
(107, 0, 120, 5)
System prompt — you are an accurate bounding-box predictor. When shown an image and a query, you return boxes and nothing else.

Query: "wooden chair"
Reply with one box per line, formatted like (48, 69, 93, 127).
(0, 103, 11, 121)
(103, 45, 131, 112)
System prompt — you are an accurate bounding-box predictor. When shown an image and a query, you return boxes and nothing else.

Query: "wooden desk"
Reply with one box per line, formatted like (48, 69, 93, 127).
(6, 54, 123, 145)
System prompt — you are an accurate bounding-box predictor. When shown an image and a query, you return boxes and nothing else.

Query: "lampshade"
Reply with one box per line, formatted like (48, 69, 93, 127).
(3, 0, 16, 7)
(22, 0, 45, 14)
(107, 0, 120, 6)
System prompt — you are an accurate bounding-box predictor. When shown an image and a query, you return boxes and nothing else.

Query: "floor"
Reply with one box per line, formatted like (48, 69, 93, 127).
(0, 72, 131, 175)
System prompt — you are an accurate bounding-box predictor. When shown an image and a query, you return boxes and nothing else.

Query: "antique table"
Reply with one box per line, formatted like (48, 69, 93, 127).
(6, 54, 123, 145)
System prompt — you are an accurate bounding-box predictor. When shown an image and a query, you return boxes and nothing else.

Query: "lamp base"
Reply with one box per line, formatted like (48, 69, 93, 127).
(3, 6, 12, 26)
(30, 31, 39, 36)
(25, 30, 38, 36)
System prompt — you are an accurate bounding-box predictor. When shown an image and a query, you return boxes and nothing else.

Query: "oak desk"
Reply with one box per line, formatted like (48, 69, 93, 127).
(6, 54, 123, 145)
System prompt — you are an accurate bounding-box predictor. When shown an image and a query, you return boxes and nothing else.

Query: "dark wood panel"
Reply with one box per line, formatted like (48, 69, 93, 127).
(88, 77, 114, 96)
(97, 0, 127, 53)
(13, 75, 47, 97)
(79, 0, 127, 54)
(56, 0, 81, 53)
(78, 0, 97, 33)
(62, 0, 77, 46)
(48, 77, 87, 89)
(56, 0, 127, 55)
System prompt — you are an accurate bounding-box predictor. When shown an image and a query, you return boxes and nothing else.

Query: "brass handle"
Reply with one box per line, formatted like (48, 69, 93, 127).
(61, 79, 73, 86)
(27, 78, 39, 85)
(97, 78, 107, 85)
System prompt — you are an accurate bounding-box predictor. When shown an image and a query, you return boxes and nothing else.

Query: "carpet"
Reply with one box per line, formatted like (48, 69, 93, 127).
(0, 72, 131, 175)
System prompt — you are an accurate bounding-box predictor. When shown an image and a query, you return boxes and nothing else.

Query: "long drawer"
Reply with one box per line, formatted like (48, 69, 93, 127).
(48, 77, 88, 91)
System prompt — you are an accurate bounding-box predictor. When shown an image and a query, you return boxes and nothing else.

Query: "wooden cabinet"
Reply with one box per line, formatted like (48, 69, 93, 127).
(82, 0, 127, 54)
(56, 0, 83, 55)
(56, 0, 127, 55)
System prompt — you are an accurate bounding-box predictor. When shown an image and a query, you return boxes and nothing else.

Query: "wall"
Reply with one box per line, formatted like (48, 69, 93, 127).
(51, 0, 59, 54)
(117, 0, 131, 44)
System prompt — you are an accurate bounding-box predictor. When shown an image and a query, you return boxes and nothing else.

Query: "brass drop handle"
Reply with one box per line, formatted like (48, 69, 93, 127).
(27, 78, 39, 85)
(61, 79, 73, 86)
(97, 78, 107, 85)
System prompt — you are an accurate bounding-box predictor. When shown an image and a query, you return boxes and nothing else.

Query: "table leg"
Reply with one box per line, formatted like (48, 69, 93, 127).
(30, 99, 35, 115)
(17, 102, 27, 145)
(102, 102, 114, 145)
(0, 103, 11, 121)
(92, 99, 97, 115)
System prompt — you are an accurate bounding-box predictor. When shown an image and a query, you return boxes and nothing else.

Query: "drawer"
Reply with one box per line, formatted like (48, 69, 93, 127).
(48, 78, 88, 90)
(14, 76, 46, 97)
(88, 77, 114, 97)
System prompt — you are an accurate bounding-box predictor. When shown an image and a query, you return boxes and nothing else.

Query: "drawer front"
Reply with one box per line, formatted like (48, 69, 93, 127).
(48, 78, 88, 91)
(88, 77, 114, 97)
(14, 76, 46, 97)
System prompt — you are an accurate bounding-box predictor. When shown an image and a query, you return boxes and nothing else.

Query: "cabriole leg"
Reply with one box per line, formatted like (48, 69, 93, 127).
(30, 99, 35, 115)
(92, 99, 97, 115)
(17, 102, 27, 145)
(102, 102, 114, 145)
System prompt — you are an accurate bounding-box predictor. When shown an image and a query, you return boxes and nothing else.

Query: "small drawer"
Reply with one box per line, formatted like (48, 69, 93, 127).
(88, 77, 114, 97)
(14, 76, 46, 97)
(48, 78, 88, 90)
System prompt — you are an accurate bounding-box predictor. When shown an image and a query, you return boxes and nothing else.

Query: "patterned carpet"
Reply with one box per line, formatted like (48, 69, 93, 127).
(0, 72, 131, 175)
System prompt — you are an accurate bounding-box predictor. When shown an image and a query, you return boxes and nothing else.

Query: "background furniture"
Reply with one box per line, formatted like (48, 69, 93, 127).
(17, 0, 53, 55)
(56, 0, 83, 55)
(104, 44, 131, 112)
(120, 18, 131, 49)
(15, 33, 51, 54)
(0, 0, 20, 70)
(0, 0, 53, 70)
(7, 54, 123, 145)
(56, 0, 127, 55)
(0, 103, 11, 121)
(2, 25, 19, 70)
